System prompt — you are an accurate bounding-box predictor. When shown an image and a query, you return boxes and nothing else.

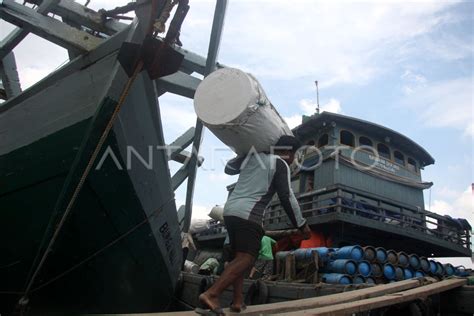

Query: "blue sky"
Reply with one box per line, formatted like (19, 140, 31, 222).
(1, 0, 472, 264)
(159, 0, 474, 223)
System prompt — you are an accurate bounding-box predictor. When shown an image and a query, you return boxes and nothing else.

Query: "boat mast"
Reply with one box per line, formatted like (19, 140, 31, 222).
(315, 80, 320, 114)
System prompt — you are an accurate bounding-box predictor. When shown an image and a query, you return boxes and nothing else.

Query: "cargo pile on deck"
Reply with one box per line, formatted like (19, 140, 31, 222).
(275, 245, 469, 285)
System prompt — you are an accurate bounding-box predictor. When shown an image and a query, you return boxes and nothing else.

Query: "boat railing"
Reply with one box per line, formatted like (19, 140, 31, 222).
(264, 186, 471, 250)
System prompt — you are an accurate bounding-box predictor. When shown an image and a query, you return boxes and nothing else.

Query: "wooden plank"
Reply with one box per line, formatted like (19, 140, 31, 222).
(156, 71, 201, 99)
(172, 150, 204, 166)
(167, 128, 196, 161)
(0, 0, 102, 52)
(0, 0, 59, 59)
(61, 17, 83, 59)
(0, 28, 25, 60)
(171, 164, 190, 190)
(24, 0, 219, 75)
(99, 279, 466, 316)
(283, 278, 467, 316)
(221, 278, 430, 316)
(25, 0, 126, 35)
(0, 52, 21, 98)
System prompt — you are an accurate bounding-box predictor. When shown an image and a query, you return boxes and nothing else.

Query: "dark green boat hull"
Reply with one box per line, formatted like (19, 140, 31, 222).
(0, 35, 182, 314)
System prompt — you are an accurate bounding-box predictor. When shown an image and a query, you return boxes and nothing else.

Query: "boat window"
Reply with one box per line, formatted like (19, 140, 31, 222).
(340, 130, 355, 147)
(394, 150, 405, 165)
(407, 157, 418, 173)
(377, 143, 391, 159)
(318, 134, 329, 147)
(359, 136, 373, 147)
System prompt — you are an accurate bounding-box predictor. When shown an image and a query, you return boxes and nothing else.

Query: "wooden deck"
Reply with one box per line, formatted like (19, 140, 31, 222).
(97, 276, 470, 315)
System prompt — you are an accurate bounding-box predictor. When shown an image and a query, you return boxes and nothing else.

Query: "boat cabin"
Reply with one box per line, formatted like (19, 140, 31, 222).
(263, 112, 471, 257)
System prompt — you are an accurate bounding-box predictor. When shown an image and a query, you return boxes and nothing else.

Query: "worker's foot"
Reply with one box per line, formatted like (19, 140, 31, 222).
(198, 292, 223, 315)
(229, 301, 246, 313)
(195, 307, 225, 316)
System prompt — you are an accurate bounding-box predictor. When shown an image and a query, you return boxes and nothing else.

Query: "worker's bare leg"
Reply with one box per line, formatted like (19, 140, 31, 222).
(231, 273, 245, 311)
(199, 252, 254, 310)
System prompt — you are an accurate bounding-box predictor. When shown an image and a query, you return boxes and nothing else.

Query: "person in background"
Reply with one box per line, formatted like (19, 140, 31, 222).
(299, 229, 332, 248)
(196, 136, 311, 315)
(249, 235, 276, 280)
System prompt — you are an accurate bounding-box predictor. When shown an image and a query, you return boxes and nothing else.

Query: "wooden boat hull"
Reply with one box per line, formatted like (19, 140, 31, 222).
(0, 34, 181, 314)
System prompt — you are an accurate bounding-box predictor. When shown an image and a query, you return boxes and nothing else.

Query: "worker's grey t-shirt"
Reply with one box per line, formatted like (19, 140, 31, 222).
(223, 153, 306, 229)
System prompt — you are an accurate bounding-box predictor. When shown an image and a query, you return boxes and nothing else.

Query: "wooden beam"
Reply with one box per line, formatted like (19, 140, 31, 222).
(182, 0, 228, 234)
(225, 278, 434, 315)
(283, 278, 467, 316)
(0, 28, 128, 114)
(0, 52, 21, 98)
(176, 44, 225, 76)
(24, 0, 126, 35)
(165, 129, 204, 166)
(0, 82, 7, 100)
(171, 164, 189, 191)
(172, 150, 204, 166)
(0, 0, 102, 52)
(98, 278, 463, 316)
(167, 128, 196, 161)
(156, 71, 201, 99)
(0, 0, 59, 59)
(61, 17, 83, 59)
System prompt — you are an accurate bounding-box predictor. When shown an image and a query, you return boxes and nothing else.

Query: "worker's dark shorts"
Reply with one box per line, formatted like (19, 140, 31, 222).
(222, 244, 233, 263)
(224, 216, 264, 258)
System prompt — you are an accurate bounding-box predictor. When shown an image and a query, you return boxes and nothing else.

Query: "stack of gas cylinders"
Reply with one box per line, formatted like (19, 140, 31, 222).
(275, 245, 467, 285)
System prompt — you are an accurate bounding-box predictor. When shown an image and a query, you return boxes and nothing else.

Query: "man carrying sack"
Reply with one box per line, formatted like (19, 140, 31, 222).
(196, 136, 311, 315)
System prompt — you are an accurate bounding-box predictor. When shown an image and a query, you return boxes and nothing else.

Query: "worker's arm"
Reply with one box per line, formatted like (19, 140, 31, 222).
(273, 158, 307, 230)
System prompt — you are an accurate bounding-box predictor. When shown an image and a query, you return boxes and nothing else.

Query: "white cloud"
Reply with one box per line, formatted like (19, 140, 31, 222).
(0, 23, 69, 89)
(401, 69, 427, 95)
(176, 200, 211, 220)
(321, 98, 343, 114)
(464, 122, 474, 138)
(300, 98, 342, 115)
(402, 77, 473, 138)
(2, 1, 467, 92)
(284, 115, 303, 129)
(158, 93, 198, 142)
(191, 204, 211, 220)
(216, 0, 464, 87)
(284, 98, 342, 128)
(208, 172, 230, 182)
(299, 99, 317, 115)
(429, 185, 474, 221)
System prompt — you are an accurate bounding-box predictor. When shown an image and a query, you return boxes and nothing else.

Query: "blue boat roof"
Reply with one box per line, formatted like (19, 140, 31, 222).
(293, 112, 435, 166)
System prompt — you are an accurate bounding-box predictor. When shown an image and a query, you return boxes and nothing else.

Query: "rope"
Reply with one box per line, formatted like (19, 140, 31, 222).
(0, 260, 20, 270)
(153, 0, 177, 33)
(20, 0, 160, 305)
